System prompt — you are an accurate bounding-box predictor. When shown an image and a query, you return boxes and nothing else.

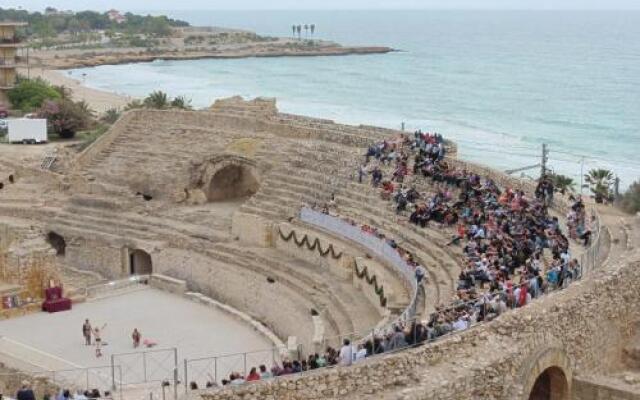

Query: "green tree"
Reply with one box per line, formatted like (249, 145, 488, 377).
(32, 19, 56, 41)
(7, 79, 61, 111)
(618, 180, 640, 214)
(143, 91, 169, 109)
(142, 16, 171, 37)
(585, 168, 614, 203)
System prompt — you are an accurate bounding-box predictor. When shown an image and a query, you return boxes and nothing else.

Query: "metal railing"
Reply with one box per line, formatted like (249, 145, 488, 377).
(84, 275, 150, 298)
(183, 346, 296, 391)
(300, 207, 419, 324)
(110, 348, 178, 386)
(577, 206, 602, 276)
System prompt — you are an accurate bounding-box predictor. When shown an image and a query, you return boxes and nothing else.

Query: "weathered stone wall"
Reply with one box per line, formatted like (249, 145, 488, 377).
(573, 378, 640, 400)
(274, 223, 354, 281)
(152, 247, 317, 348)
(231, 213, 274, 247)
(198, 249, 640, 400)
(65, 238, 124, 280)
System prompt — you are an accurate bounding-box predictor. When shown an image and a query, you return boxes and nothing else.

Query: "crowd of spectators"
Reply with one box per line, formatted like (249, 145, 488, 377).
(357, 131, 592, 335)
(6, 381, 110, 400)
(204, 130, 596, 391)
(11, 132, 598, 393)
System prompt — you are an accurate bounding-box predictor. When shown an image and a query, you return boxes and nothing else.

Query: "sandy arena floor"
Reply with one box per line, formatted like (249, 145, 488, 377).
(0, 287, 272, 374)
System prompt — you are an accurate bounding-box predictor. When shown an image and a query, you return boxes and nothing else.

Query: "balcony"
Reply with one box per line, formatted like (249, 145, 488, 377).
(0, 38, 23, 48)
(0, 56, 26, 68)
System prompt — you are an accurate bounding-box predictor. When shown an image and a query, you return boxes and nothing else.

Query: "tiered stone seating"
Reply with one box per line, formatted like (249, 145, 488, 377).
(48, 193, 229, 245)
(238, 140, 463, 313)
(48, 105, 460, 348)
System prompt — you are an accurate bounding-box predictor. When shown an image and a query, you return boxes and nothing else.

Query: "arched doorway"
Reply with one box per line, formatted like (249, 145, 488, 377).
(528, 367, 569, 400)
(206, 164, 258, 202)
(129, 249, 152, 275)
(46, 232, 66, 256)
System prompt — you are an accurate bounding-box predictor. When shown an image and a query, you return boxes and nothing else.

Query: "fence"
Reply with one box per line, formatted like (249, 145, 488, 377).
(577, 206, 602, 276)
(183, 346, 296, 391)
(84, 275, 150, 298)
(110, 348, 178, 386)
(300, 207, 418, 324)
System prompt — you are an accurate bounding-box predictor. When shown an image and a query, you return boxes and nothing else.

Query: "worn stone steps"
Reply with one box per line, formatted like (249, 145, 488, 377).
(201, 244, 354, 338)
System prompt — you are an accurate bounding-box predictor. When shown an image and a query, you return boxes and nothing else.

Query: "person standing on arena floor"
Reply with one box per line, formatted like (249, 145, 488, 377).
(132, 328, 141, 348)
(82, 319, 92, 346)
(93, 323, 107, 357)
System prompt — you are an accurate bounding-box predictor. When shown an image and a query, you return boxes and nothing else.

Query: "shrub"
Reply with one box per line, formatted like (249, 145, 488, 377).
(101, 108, 121, 124)
(124, 99, 144, 111)
(143, 91, 169, 109)
(38, 99, 91, 139)
(618, 180, 640, 214)
(7, 78, 61, 111)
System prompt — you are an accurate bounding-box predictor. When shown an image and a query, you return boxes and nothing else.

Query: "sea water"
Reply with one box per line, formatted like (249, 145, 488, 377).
(70, 10, 640, 189)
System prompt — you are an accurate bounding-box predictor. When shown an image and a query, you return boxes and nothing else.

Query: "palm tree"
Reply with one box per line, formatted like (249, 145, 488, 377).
(310, 24, 316, 36)
(296, 25, 302, 40)
(292, 25, 296, 38)
(143, 91, 169, 109)
(550, 173, 575, 195)
(170, 95, 192, 110)
(304, 24, 309, 37)
(75, 100, 96, 119)
(585, 168, 614, 203)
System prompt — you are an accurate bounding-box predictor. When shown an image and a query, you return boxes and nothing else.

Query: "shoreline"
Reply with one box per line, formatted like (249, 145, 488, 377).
(32, 45, 395, 70)
(26, 68, 132, 114)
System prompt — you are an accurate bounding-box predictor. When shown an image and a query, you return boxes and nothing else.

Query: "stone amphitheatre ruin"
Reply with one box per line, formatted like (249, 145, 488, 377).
(0, 96, 638, 400)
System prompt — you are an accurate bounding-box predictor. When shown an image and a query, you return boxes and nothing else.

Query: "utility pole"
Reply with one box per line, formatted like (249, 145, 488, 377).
(614, 176, 620, 200)
(580, 157, 585, 195)
(540, 143, 549, 179)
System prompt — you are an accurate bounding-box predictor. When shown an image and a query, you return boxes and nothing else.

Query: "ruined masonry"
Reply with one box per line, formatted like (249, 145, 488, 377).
(0, 97, 638, 400)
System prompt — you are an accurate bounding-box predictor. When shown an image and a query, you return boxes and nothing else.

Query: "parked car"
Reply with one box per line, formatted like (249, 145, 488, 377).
(0, 119, 7, 137)
(0, 105, 8, 119)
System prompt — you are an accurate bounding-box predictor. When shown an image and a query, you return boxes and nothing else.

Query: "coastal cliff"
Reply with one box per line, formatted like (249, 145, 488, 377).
(29, 28, 394, 70)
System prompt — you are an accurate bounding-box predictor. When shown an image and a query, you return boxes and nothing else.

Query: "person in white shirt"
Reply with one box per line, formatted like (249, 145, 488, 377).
(338, 339, 353, 366)
(354, 344, 367, 362)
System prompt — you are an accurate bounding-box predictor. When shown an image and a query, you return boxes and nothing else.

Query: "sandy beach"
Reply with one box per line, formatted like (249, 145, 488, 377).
(24, 67, 133, 114)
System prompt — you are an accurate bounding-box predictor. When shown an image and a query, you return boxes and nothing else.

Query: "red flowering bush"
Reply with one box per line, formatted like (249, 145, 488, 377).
(38, 99, 92, 139)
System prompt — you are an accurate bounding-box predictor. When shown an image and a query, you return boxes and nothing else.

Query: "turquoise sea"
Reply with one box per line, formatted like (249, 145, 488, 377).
(70, 10, 640, 189)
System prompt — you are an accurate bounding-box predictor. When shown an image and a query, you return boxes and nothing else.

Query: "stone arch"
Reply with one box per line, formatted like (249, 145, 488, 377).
(192, 155, 260, 203)
(528, 367, 569, 400)
(516, 347, 572, 400)
(129, 249, 152, 275)
(46, 231, 66, 256)
(207, 164, 258, 201)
